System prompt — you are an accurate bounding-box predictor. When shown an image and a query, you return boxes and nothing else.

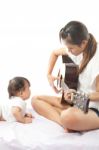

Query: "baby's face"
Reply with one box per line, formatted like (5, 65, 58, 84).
(22, 82, 31, 100)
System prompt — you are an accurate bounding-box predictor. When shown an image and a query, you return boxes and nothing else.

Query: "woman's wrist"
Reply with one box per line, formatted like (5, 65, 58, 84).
(87, 93, 91, 100)
(47, 73, 52, 79)
(47, 73, 51, 76)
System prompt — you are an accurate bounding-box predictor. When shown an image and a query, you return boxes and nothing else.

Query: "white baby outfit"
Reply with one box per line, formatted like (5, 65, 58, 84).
(1, 97, 26, 122)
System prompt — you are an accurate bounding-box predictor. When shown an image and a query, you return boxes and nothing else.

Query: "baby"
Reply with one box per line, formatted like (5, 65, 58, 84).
(0, 76, 33, 123)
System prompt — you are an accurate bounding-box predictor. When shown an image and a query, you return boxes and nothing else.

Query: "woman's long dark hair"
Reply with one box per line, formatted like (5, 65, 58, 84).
(59, 21, 97, 73)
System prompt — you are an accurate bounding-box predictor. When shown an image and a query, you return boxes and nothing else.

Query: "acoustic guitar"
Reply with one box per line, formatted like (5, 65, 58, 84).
(57, 55, 90, 113)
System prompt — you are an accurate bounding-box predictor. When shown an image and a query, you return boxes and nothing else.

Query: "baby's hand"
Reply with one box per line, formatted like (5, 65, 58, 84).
(24, 117, 32, 123)
(25, 113, 33, 118)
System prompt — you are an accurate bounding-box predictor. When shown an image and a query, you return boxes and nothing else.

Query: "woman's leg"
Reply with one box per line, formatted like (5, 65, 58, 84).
(61, 107, 99, 131)
(31, 95, 69, 126)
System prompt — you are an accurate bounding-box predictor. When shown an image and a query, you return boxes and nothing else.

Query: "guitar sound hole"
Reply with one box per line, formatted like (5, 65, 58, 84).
(64, 64, 79, 90)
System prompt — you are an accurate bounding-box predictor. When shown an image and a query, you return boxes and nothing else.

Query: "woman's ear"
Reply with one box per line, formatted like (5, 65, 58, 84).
(80, 40, 88, 49)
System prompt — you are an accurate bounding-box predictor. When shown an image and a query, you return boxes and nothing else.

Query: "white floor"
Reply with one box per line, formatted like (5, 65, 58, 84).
(0, 108, 99, 150)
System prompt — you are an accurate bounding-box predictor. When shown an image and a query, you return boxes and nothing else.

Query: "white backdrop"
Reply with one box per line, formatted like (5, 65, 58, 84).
(0, 0, 99, 103)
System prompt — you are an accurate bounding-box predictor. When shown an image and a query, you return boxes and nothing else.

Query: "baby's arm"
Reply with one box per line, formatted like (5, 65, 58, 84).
(11, 107, 32, 123)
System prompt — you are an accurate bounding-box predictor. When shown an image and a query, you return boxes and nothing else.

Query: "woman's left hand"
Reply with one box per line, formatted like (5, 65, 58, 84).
(64, 89, 76, 103)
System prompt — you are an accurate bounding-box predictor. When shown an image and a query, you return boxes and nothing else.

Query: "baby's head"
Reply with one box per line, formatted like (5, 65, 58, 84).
(8, 77, 31, 100)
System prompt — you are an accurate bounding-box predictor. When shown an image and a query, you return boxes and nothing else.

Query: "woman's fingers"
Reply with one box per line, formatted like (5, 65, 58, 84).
(64, 89, 76, 101)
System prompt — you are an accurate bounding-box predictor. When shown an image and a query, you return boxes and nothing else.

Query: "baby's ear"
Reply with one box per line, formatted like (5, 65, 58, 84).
(20, 91, 23, 96)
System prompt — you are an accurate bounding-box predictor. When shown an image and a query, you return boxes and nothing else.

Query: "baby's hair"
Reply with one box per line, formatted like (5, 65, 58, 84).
(8, 77, 30, 99)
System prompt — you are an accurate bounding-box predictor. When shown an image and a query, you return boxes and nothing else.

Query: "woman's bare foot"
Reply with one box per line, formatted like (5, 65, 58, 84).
(64, 128, 78, 133)
(64, 128, 69, 132)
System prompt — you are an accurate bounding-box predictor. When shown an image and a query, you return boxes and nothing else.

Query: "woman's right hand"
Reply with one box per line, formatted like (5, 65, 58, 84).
(47, 74, 60, 93)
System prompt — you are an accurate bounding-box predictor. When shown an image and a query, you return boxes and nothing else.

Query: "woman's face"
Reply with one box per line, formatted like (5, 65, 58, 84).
(66, 44, 83, 56)
(64, 40, 88, 56)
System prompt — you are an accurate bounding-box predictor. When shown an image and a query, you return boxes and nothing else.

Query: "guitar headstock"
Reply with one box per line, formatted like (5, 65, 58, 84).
(72, 92, 90, 113)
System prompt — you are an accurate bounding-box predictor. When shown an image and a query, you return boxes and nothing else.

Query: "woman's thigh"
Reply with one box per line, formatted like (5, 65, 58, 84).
(79, 109, 99, 129)
(61, 107, 99, 131)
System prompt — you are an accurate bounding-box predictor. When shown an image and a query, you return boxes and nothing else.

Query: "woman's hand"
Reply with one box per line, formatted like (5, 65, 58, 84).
(64, 89, 76, 103)
(47, 74, 61, 93)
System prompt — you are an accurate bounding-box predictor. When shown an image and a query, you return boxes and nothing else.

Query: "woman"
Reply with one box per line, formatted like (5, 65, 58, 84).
(32, 21, 99, 131)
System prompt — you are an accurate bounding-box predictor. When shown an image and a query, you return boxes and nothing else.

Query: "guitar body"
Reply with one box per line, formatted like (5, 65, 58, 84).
(64, 64, 79, 90)
(61, 55, 79, 104)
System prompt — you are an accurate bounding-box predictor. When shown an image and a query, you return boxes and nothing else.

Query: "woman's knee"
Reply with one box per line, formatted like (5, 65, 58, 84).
(31, 96, 41, 108)
(61, 107, 79, 128)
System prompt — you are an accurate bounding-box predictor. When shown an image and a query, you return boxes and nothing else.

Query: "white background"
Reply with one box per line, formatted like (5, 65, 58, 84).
(0, 0, 99, 104)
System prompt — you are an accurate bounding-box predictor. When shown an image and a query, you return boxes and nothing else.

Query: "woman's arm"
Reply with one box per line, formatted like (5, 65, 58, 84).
(47, 48, 67, 76)
(11, 107, 32, 123)
(47, 48, 67, 93)
(89, 75, 99, 101)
